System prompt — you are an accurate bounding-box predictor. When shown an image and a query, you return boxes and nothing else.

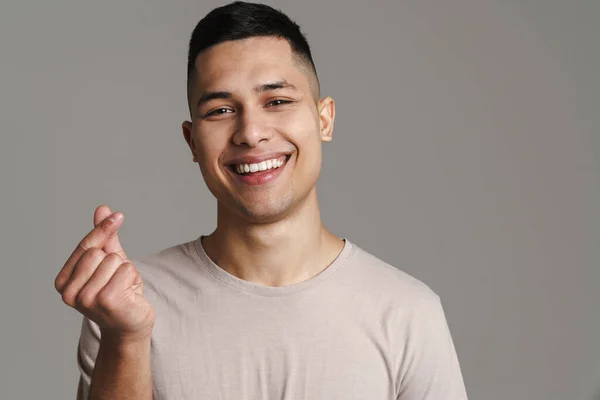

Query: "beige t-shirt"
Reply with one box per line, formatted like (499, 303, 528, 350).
(77, 237, 468, 399)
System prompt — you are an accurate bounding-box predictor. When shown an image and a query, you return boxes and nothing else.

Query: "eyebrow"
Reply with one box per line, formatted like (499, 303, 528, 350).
(254, 80, 299, 94)
(196, 80, 299, 108)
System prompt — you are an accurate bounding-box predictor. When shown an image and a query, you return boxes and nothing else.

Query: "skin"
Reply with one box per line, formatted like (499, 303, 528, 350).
(55, 205, 154, 399)
(54, 35, 344, 399)
(182, 36, 345, 286)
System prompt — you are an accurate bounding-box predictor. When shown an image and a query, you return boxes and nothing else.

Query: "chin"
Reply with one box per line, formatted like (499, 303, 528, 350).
(231, 192, 296, 224)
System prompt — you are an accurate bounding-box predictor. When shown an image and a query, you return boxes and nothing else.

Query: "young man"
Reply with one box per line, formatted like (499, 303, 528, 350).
(55, 2, 468, 399)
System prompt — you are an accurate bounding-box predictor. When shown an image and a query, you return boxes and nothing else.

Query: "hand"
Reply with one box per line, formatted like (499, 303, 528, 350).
(55, 205, 155, 341)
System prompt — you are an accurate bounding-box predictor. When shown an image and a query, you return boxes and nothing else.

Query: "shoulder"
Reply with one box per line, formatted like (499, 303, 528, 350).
(131, 237, 199, 274)
(344, 240, 441, 307)
(129, 237, 203, 295)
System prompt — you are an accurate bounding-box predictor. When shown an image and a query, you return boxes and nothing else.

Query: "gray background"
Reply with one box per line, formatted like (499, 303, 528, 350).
(1, 0, 598, 399)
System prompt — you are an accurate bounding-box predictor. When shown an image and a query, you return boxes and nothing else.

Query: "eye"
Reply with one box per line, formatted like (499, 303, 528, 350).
(266, 99, 292, 108)
(205, 107, 234, 118)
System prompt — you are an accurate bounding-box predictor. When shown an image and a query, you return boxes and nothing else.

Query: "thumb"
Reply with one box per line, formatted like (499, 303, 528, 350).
(94, 204, 129, 262)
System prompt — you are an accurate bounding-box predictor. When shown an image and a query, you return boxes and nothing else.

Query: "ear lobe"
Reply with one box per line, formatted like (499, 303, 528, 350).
(319, 97, 335, 143)
(181, 121, 198, 162)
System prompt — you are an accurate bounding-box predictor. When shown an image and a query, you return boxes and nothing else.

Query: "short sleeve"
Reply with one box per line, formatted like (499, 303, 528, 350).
(76, 316, 102, 400)
(396, 294, 468, 399)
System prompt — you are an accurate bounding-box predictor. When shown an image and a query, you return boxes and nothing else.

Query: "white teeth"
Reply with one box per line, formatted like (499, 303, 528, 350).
(234, 157, 286, 175)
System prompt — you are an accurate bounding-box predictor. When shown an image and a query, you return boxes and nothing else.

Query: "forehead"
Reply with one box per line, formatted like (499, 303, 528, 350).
(193, 36, 309, 91)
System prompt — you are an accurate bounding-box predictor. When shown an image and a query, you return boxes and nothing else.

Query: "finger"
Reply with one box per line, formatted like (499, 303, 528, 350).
(75, 253, 124, 310)
(55, 210, 123, 293)
(60, 248, 106, 306)
(94, 204, 113, 227)
(96, 262, 140, 311)
(94, 205, 129, 262)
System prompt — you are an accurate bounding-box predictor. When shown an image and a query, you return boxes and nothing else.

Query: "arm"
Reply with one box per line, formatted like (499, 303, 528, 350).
(55, 207, 155, 400)
(89, 332, 153, 400)
(77, 317, 153, 400)
(396, 294, 468, 400)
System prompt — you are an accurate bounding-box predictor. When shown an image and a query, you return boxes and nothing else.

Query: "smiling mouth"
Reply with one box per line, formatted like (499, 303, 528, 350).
(228, 154, 291, 175)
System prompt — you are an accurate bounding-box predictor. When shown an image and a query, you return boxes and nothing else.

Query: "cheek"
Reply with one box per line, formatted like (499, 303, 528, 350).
(195, 125, 227, 157)
(295, 130, 323, 178)
(194, 131, 228, 177)
(281, 112, 322, 169)
(280, 108, 321, 144)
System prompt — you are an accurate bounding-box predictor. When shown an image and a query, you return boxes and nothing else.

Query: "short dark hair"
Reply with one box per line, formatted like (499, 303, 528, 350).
(186, 1, 319, 103)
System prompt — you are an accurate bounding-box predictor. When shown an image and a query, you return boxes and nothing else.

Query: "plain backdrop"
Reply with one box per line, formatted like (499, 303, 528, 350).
(1, 0, 598, 399)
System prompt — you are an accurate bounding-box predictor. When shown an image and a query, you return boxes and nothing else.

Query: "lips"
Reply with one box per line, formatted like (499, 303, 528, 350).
(225, 151, 292, 174)
(230, 154, 288, 175)
(226, 154, 292, 186)
(226, 152, 291, 166)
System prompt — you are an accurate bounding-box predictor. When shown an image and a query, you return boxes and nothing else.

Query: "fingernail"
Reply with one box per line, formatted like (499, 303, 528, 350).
(109, 212, 123, 223)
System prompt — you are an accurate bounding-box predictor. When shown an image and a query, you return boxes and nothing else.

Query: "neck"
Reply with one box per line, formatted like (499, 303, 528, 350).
(202, 191, 344, 287)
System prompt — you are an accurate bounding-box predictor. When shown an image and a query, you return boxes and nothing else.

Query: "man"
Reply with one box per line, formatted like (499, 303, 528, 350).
(55, 1, 468, 399)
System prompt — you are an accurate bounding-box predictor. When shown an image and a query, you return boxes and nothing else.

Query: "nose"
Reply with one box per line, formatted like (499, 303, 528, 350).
(232, 109, 273, 147)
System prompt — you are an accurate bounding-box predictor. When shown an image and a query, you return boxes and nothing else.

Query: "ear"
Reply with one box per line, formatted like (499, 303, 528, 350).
(318, 96, 335, 143)
(182, 120, 198, 162)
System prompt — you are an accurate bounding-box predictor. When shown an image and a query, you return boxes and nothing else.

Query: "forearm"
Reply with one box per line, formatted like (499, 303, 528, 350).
(89, 333, 153, 400)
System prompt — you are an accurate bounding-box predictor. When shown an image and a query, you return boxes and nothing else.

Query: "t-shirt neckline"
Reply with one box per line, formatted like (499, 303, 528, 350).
(192, 235, 353, 297)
